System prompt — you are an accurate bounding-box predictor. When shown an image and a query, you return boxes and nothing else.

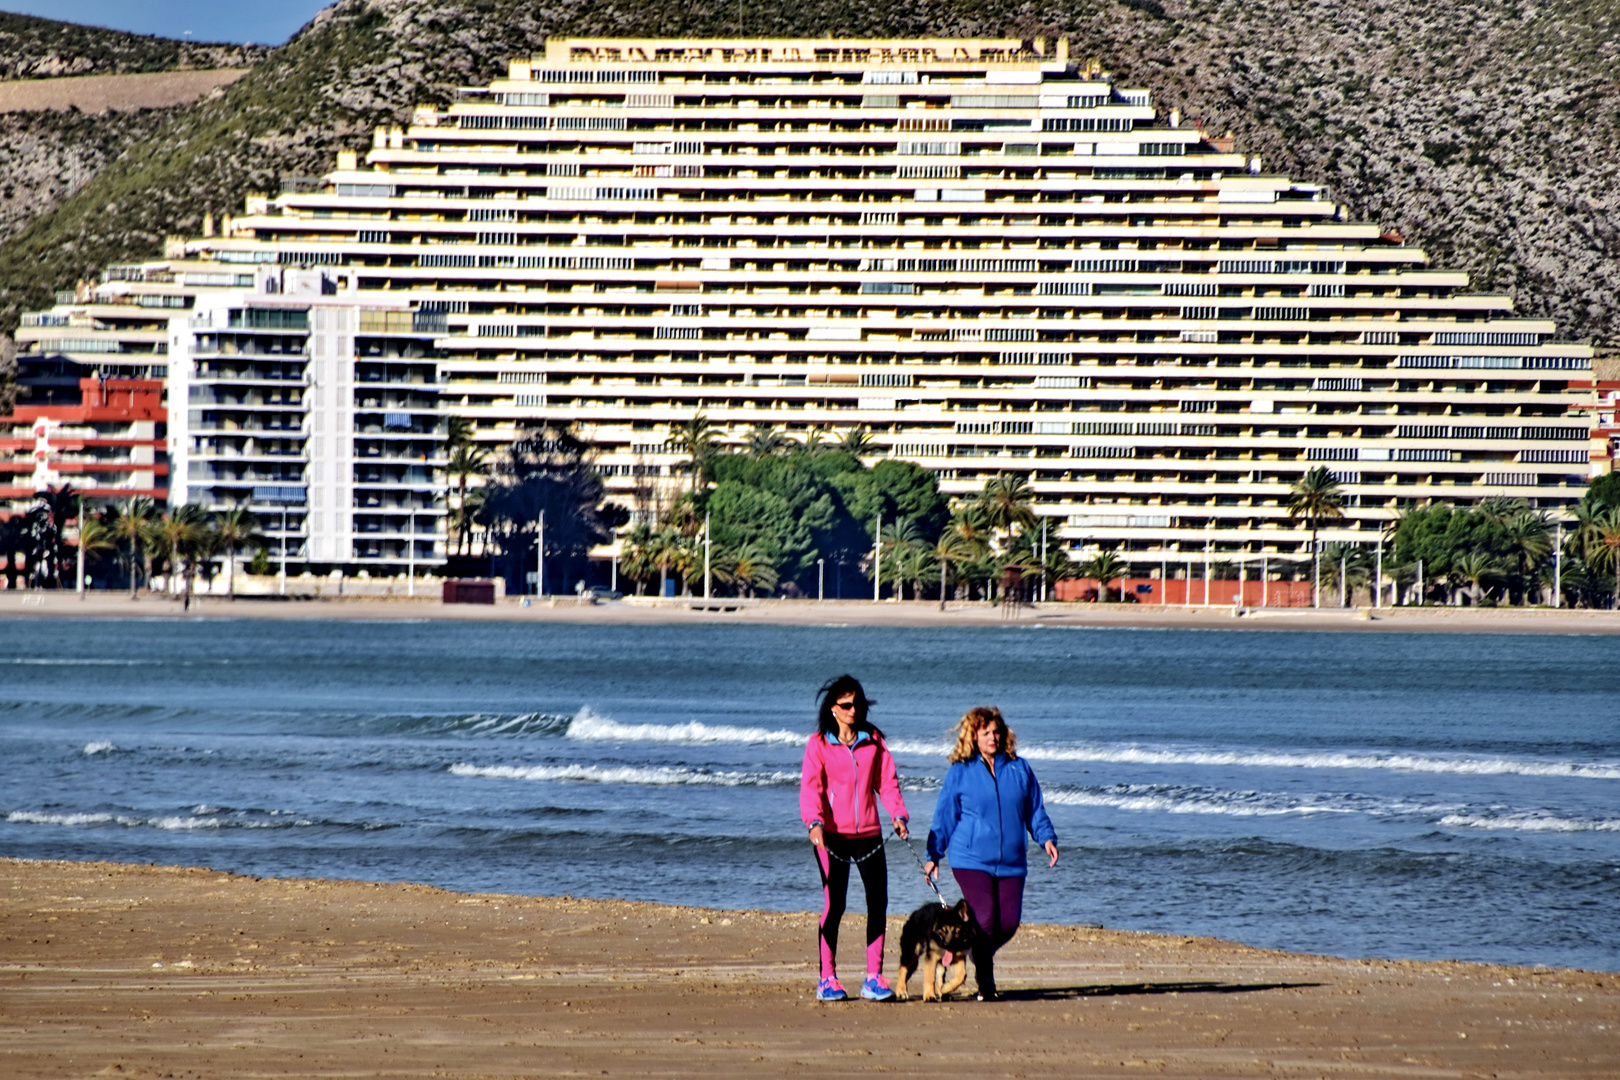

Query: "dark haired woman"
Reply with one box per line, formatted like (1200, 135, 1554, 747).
(799, 674, 910, 1002)
(923, 706, 1058, 1001)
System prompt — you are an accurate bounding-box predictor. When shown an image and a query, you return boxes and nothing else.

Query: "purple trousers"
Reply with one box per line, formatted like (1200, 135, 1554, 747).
(951, 868, 1025, 993)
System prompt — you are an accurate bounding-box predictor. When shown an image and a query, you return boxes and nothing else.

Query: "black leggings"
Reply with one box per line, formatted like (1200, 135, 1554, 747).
(812, 832, 888, 980)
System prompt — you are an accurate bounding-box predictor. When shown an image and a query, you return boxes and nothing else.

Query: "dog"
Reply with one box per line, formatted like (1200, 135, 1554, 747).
(895, 898, 978, 1001)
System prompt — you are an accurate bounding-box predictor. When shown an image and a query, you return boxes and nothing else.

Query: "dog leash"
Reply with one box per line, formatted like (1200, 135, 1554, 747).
(889, 824, 951, 908)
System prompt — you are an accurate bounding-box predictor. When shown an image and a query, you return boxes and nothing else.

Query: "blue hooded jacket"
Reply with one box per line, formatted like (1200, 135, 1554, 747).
(926, 753, 1057, 877)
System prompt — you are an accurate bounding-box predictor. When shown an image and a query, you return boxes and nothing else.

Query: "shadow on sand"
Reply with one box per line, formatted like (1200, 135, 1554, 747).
(998, 980, 1321, 1002)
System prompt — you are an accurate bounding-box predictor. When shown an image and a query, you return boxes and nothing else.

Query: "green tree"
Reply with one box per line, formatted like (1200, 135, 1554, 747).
(712, 542, 779, 598)
(928, 529, 973, 610)
(1080, 550, 1129, 603)
(1587, 507, 1620, 608)
(834, 458, 951, 543)
(975, 473, 1037, 549)
(149, 505, 211, 610)
(445, 442, 488, 555)
(834, 426, 874, 455)
(744, 426, 796, 458)
(1286, 466, 1346, 607)
(1450, 550, 1506, 606)
(213, 507, 262, 601)
(669, 414, 720, 492)
(75, 509, 119, 590)
(109, 496, 157, 599)
(877, 516, 927, 599)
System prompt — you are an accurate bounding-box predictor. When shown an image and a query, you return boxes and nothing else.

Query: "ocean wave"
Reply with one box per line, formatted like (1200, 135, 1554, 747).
(367, 711, 573, 738)
(1439, 812, 1620, 834)
(448, 762, 798, 787)
(83, 741, 117, 756)
(1007, 743, 1620, 780)
(564, 708, 804, 746)
(1044, 784, 1361, 818)
(4, 808, 327, 831)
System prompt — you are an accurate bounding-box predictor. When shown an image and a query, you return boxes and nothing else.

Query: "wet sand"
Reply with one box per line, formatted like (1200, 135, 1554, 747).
(3, 588, 1619, 634)
(1, 858, 1614, 1078)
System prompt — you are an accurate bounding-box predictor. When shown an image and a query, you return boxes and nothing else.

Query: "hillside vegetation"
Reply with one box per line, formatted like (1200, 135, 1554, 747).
(0, 0, 1614, 352)
(0, 11, 268, 79)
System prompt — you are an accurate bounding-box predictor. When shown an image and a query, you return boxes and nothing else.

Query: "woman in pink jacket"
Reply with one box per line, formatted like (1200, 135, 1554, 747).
(800, 674, 909, 1002)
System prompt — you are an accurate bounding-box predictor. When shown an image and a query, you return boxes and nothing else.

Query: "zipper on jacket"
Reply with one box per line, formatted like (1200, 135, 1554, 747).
(983, 755, 1004, 872)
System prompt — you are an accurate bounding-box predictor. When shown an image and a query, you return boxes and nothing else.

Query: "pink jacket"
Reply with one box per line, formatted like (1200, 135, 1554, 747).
(800, 731, 909, 838)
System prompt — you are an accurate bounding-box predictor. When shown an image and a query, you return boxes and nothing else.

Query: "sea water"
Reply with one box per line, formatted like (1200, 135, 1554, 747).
(2, 617, 1616, 972)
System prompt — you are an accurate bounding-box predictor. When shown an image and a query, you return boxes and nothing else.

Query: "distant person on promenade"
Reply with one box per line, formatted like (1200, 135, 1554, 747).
(924, 706, 1059, 1001)
(800, 674, 910, 1002)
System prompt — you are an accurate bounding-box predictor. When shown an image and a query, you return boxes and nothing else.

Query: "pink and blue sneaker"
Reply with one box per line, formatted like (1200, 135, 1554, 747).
(860, 974, 896, 1002)
(816, 976, 848, 1001)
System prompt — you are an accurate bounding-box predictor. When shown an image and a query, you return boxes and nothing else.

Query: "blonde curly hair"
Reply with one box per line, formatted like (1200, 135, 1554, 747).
(947, 706, 1018, 765)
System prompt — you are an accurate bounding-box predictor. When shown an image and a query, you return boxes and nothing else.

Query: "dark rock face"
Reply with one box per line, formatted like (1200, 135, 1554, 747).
(0, 0, 1615, 350)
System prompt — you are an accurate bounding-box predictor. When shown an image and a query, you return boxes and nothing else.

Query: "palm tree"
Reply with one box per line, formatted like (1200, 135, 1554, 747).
(110, 496, 157, 599)
(446, 414, 475, 451)
(878, 516, 926, 599)
(647, 525, 691, 597)
(75, 510, 119, 589)
(0, 514, 24, 591)
(34, 485, 81, 587)
(929, 530, 972, 610)
(445, 443, 488, 555)
(948, 504, 993, 560)
(834, 426, 874, 455)
(1285, 466, 1346, 608)
(1587, 507, 1620, 609)
(213, 507, 262, 601)
(1321, 542, 1375, 606)
(976, 473, 1037, 549)
(669, 414, 720, 491)
(1081, 550, 1129, 603)
(745, 426, 795, 458)
(713, 543, 779, 598)
(1502, 507, 1553, 604)
(150, 505, 211, 609)
(801, 427, 829, 455)
(1451, 550, 1505, 606)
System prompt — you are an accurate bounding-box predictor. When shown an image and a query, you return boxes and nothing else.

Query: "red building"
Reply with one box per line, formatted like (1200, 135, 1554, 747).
(1567, 373, 1620, 478)
(1, 378, 169, 508)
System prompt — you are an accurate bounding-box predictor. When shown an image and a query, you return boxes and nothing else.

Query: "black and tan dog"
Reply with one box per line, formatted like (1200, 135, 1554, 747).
(895, 899, 978, 1001)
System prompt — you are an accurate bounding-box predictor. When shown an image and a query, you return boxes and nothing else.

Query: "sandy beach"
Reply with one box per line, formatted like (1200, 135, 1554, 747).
(1, 858, 1614, 1078)
(4, 588, 1620, 633)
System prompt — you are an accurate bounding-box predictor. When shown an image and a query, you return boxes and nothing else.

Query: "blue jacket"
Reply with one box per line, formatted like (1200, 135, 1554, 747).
(926, 754, 1057, 877)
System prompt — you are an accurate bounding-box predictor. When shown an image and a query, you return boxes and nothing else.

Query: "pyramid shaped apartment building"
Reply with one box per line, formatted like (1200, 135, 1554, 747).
(14, 37, 1597, 574)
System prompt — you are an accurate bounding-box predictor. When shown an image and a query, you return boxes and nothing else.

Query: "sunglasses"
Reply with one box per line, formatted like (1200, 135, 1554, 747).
(832, 699, 859, 711)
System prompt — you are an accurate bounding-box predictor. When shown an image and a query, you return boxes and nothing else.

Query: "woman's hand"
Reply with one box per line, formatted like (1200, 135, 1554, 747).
(894, 818, 910, 841)
(808, 824, 825, 849)
(922, 859, 939, 882)
(1043, 840, 1059, 868)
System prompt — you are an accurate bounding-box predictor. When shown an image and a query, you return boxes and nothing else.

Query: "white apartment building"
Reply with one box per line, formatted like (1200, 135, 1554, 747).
(19, 37, 1596, 565)
(16, 266, 447, 571)
(167, 272, 446, 568)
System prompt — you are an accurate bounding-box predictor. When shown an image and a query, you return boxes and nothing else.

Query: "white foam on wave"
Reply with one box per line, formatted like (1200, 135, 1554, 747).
(449, 762, 797, 787)
(1439, 812, 1620, 834)
(6, 810, 117, 826)
(83, 741, 116, 756)
(566, 707, 803, 746)
(1044, 789, 1355, 818)
(1009, 743, 1620, 780)
(5, 809, 314, 830)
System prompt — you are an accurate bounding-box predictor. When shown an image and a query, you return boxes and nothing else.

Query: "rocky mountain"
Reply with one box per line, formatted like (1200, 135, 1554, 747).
(0, 0, 1614, 354)
(0, 11, 268, 79)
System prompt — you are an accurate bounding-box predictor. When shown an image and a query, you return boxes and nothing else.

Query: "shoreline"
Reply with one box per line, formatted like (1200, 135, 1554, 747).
(4, 589, 1620, 633)
(2, 858, 1615, 1078)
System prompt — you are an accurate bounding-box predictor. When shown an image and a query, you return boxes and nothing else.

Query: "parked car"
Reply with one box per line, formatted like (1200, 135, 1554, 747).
(588, 585, 623, 601)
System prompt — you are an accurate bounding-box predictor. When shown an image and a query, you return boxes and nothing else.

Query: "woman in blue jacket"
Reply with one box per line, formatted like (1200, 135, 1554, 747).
(923, 706, 1058, 1001)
